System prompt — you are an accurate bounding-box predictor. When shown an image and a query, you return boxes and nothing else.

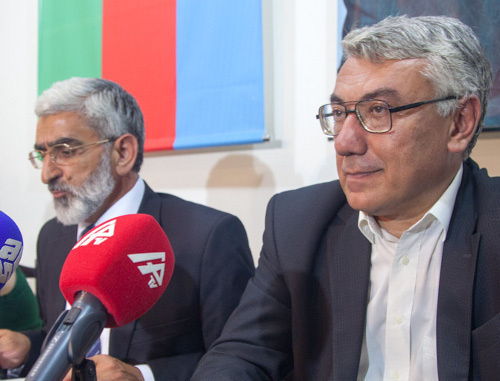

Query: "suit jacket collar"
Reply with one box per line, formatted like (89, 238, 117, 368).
(138, 183, 163, 224)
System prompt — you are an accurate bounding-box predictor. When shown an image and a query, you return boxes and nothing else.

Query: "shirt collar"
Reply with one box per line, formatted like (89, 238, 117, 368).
(77, 176, 145, 237)
(358, 164, 463, 244)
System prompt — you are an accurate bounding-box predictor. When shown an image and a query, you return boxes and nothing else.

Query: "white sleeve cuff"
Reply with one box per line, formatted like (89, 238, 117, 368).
(135, 364, 155, 381)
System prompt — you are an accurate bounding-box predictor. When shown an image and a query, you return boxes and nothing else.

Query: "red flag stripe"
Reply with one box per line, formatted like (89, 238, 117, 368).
(102, 0, 177, 151)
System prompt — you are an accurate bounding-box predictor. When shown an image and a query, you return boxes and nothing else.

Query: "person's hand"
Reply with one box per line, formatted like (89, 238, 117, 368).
(62, 354, 144, 381)
(0, 329, 30, 369)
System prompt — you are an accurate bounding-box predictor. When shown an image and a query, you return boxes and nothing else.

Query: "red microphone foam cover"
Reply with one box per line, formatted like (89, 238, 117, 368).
(59, 214, 174, 328)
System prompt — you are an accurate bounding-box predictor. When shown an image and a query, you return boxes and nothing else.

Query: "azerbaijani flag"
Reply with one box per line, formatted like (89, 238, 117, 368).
(38, 0, 266, 151)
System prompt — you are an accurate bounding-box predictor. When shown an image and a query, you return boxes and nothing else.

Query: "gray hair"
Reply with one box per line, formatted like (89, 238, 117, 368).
(35, 77, 145, 172)
(341, 15, 493, 158)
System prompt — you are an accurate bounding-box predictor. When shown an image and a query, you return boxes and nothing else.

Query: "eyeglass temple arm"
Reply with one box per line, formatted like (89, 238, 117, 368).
(389, 95, 458, 113)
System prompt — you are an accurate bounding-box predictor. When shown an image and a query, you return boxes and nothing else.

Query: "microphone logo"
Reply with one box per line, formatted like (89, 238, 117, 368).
(127, 253, 166, 288)
(74, 219, 116, 248)
(0, 238, 23, 284)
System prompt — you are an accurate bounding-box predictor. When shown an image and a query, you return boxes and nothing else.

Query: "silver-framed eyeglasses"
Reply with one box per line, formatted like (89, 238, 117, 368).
(28, 138, 117, 169)
(316, 95, 457, 137)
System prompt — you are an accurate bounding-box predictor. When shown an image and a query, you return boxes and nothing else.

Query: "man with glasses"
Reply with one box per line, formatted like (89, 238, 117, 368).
(0, 77, 255, 380)
(192, 15, 499, 380)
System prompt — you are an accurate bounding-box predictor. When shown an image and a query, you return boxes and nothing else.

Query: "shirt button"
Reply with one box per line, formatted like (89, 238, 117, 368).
(395, 315, 403, 324)
(391, 371, 400, 380)
(402, 257, 410, 265)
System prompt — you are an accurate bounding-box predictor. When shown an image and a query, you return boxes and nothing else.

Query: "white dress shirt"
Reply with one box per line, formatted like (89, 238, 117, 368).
(75, 177, 155, 380)
(357, 166, 463, 381)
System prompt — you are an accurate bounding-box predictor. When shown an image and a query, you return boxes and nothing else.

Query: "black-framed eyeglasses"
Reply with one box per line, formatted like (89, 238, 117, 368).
(28, 138, 117, 169)
(316, 95, 457, 137)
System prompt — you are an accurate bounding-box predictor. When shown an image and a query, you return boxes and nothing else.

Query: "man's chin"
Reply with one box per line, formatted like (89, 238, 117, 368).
(53, 195, 71, 207)
(54, 203, 88, 226)
(54, 212, 79, 226)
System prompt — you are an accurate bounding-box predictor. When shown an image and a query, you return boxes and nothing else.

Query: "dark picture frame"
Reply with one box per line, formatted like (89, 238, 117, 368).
(339, 0, 500, 130)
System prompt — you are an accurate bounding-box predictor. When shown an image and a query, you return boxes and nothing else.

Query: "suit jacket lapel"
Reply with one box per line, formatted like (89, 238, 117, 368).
(328, 205, 371, 380)
(41, 224, 78, 328)
(109, 183, 161, 360)
(436, 167, 479, 380)
(55, 229, 77, 310)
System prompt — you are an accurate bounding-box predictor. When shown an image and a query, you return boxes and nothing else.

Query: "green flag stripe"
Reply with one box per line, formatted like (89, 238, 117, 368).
(38, 0, 103, 94)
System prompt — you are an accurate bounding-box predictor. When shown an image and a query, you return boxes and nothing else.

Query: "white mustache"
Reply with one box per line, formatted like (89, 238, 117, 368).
(48, 181, 73, 194)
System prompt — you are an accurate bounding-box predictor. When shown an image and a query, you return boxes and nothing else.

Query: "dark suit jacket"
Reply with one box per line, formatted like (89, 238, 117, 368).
(24, 183, 255, 380)
(192, 159, 500, 381)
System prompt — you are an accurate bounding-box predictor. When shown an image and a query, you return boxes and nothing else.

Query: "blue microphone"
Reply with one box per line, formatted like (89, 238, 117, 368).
(0, 211, 23, 290)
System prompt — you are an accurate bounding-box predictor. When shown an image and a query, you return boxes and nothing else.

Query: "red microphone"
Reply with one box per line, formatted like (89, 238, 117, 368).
(61, 213, 174, 327)
(26, 214, 174, 381)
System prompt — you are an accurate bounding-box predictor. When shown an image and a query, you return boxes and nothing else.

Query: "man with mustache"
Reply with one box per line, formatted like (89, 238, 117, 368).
(192, 15, 500, 380)
(0, 77, 255, 380)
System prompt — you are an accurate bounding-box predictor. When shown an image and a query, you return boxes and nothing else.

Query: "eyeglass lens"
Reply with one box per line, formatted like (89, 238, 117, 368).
(323, 100, 392, 135)
(29, 143, 90, 169)
(29, 144, 75, 169)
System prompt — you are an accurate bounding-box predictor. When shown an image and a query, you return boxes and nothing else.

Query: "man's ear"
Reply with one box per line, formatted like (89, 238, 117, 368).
(112, 134, 138, 176)
(448, 95, 481, 153)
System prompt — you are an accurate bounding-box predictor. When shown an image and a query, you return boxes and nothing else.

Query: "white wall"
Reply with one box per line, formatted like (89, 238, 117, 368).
(0, 0, 340, 266)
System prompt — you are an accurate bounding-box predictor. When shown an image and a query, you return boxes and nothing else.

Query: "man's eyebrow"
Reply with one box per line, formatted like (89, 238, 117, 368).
(33, 137, 83, 150)
(330, 88, 402, 104)
(330, 94, 343, 103)
(362, 88, 400, 102)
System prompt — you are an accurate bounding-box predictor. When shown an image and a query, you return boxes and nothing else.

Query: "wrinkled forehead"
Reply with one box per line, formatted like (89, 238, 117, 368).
(332, 57, 433, 104)
(35, 112, 97, 150)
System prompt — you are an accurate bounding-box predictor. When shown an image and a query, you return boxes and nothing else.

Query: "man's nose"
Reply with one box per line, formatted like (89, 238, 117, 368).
(41, 156, 61, 184)
(334, 110, 367, 156)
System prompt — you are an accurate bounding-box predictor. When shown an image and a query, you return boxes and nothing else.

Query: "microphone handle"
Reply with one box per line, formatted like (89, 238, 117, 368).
(26, 291, 107, 381)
